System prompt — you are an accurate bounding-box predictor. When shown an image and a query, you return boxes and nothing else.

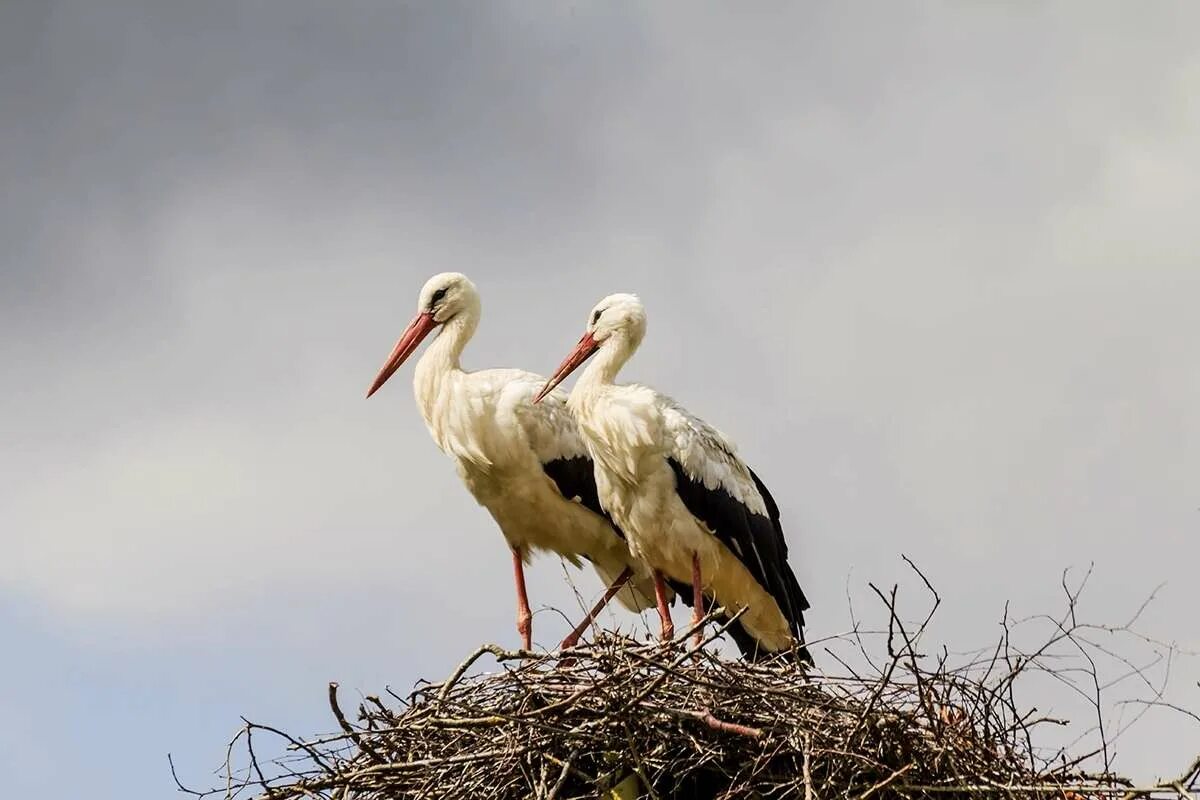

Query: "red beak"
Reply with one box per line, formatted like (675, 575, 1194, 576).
(366, 312, 438, 398)
(534, 331, 598, 403)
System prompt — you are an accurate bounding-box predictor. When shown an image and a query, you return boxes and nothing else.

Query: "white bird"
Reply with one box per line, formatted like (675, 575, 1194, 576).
(366, 273, 664, 651)
(535, 293, 811, 662)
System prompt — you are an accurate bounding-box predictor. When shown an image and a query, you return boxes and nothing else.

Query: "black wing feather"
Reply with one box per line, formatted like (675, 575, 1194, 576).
(668, 458, 811, 663)
(747, 465, 811, 636)
(541, 456, 622, 538)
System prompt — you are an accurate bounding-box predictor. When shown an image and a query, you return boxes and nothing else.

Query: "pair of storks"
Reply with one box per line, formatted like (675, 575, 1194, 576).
(367, 273, 811, 662)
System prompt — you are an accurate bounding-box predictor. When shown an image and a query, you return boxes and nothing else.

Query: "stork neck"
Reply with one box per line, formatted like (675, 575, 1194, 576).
(435, 311, 478, 368)
(576, 335, 633, 393)
(413, 310, 477, 401)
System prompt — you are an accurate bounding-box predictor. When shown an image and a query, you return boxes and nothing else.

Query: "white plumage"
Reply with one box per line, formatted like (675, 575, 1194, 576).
(367, 274, 661, 650)
(536, 293, 811, 661)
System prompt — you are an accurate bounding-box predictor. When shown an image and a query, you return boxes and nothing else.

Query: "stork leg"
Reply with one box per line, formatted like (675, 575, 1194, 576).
(511, 548, 532, 651)
(690, 551, 704, 649)
(559, 567, 633, 650)
(653, 570, 674, 641)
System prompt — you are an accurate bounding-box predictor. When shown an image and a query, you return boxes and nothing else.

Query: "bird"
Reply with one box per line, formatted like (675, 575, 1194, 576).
(365, 273, 664, 651)
(534, 293, 811, 662)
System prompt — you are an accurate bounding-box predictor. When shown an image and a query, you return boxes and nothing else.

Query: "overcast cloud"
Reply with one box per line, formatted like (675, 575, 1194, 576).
(2, 3, 1197, 797)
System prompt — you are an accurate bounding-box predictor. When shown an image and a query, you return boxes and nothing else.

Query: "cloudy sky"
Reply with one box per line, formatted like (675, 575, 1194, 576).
(2, 2, 1198, 796)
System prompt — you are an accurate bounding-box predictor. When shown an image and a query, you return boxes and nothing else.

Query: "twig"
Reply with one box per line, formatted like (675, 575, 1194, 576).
(858, 763, 914, 800)
(328, 682, 385, 765)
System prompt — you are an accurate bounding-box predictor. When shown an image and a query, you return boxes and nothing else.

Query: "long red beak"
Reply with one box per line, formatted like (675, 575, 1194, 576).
(533, 332, 598, 403)
(366, 312, 438, 398)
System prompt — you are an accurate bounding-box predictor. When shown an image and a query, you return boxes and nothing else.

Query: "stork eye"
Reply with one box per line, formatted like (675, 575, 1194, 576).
(431, 287, 448, 305)
(591, 309, 603, 325)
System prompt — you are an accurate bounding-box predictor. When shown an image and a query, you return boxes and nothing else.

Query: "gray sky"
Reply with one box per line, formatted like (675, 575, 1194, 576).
(2, 3, 1198, 796)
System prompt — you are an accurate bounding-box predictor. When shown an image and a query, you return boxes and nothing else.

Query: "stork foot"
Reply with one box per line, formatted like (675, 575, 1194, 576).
(560, 567, 633, 651)
(653, 570, 674, 642)
(512, 548, 534, 652)
(517, 611, 532, 652)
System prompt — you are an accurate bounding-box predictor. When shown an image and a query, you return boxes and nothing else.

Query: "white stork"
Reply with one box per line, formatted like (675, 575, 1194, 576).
(534, 293, 811, 662)
(366, 273, 664, 651)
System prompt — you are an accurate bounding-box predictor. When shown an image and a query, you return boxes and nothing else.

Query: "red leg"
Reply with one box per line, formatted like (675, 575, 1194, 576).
(691, 552, 704, 648)
(653, 570, 674, 641)
(512, 548, 532, 651)
(560, 567, 633, 650)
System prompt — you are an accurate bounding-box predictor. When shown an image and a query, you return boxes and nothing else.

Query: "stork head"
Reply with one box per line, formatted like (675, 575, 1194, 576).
(418, 271, 479, 324)
(533, 293, 645, 403)
(366, 272, 479, 398)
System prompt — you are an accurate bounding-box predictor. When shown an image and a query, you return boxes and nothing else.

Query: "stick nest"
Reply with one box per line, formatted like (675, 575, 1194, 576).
(310, 637, 1076, 799)
(183, 572, 1200, 800)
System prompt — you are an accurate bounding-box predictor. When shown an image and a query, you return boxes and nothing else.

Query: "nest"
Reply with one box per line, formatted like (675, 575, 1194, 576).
(306, 636, 1072, 799)
(182, 573, 1200, 800)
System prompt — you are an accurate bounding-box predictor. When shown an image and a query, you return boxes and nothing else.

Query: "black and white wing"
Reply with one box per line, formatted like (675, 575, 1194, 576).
(660, 394, 810, 659)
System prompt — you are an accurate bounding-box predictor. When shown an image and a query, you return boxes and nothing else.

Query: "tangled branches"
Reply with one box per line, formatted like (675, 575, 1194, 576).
(178, 567, 1198, 799)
